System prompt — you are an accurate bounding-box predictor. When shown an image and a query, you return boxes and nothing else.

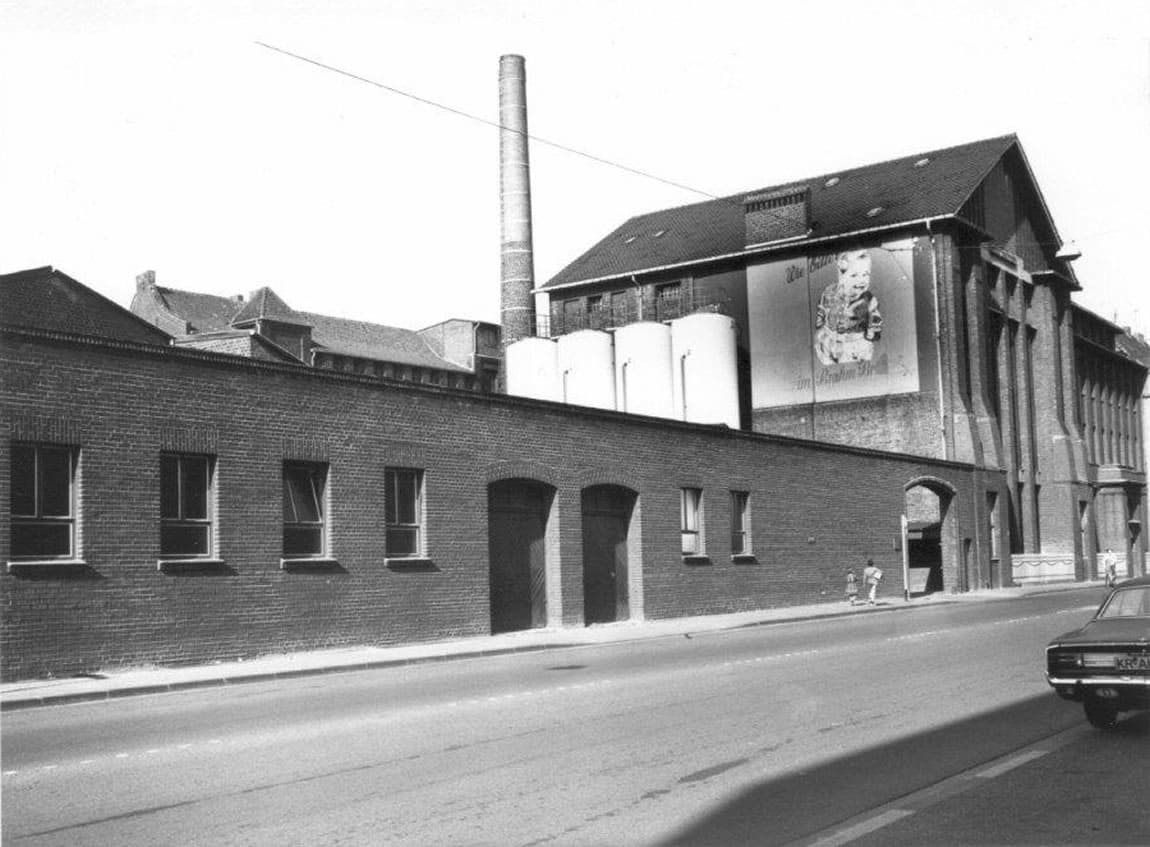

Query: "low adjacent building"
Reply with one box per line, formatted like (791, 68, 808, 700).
(131, 270, 501, 391)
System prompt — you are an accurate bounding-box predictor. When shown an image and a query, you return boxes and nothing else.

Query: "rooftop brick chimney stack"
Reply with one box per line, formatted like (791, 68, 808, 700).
(136, 269, 156, 293)
(499, 54, 537, 350)
(744, 186, 810, 246)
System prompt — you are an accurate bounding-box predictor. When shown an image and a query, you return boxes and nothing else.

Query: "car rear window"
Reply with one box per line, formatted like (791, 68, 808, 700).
(1099, 586, 1150, 619)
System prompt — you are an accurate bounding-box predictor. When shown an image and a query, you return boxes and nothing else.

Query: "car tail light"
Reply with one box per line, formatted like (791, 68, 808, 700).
(1053, 652, 1084, 669)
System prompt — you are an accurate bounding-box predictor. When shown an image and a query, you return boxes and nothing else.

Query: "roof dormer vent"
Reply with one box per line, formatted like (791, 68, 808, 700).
(744, 186, 810, 247)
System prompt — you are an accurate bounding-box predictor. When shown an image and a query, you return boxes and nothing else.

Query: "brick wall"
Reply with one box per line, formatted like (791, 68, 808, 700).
(2, 332, 985, 679)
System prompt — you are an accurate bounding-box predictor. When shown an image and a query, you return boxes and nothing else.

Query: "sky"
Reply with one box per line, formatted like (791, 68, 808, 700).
(3, 0, 1149, 337)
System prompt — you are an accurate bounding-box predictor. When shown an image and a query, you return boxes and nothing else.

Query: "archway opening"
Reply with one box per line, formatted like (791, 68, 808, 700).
(904, 483, 954, 594)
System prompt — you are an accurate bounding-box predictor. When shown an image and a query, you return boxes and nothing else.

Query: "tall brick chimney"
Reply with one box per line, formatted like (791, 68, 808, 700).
(499, 54, 537, 349)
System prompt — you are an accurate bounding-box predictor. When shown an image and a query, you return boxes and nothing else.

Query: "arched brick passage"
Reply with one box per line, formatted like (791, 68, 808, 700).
(904, 478, 958, 594)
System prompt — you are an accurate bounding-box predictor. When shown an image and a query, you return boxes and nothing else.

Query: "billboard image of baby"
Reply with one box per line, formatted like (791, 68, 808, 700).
(814, 250, 882, 365)
(747, 241, 919, 408)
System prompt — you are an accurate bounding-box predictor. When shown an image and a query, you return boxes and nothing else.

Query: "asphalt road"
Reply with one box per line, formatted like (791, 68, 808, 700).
(1, 591, 1114, 846)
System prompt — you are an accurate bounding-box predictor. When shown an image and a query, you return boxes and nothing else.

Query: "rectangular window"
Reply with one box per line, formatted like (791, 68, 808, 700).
(608, 291, 629, 326)
(283, 461, 327, 558)
(731, 491, 751, 555)
(385, 468, 424, 558)
(10, 442, 76, 559)
(562, 298, 584, 333)
(681, 487, 703, 555)
(987, 491, 999, 560)
(656, 282, 683, 321)
(160, 453, 214, 557)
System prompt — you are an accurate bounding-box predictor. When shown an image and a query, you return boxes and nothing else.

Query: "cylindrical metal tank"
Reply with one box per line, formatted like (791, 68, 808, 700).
(557, 330, 616, 410)
(504, 336, 559, 402)
(671, 312, 740, 428)
(613, 322, 674, 419)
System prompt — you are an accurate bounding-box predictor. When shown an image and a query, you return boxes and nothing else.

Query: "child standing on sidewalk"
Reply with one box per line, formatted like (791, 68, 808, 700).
(863, 559, 882, 604)
(845, 569, 859, 605)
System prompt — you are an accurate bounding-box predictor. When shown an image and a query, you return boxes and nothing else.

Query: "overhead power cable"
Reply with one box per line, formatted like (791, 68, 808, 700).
(256, 41, 1109, 253)
(255, 41, 720, 200)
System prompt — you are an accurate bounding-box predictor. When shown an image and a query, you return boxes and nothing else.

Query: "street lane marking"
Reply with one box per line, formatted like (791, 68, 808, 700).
(782, 724, 1090, 847)
(806, 809, 914, 847)
(976, 749, 1047, 779)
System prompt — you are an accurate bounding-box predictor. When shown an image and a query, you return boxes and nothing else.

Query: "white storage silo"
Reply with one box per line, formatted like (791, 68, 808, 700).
(671, 312, 740, 428)
(557, 330, 616, 410)
(504, 336, 560, 402)
(613, 321, 674, 419)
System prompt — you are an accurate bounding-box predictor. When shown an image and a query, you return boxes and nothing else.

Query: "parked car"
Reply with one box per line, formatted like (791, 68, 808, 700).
(1046, 576, 1150, 729)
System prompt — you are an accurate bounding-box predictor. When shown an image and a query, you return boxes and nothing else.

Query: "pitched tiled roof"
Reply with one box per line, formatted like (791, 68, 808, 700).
(231, 287, 310, 326)
(150, 285, 466, 372)
(1, 266, 172, 345)
(543, 134, 1018, 289)
(300, 311, 468, 372)
(155, 287, 242, 333)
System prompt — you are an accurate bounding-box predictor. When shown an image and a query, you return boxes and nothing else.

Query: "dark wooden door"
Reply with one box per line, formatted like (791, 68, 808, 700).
(489, 481, 551, 633)
(581, 486, 633, 625)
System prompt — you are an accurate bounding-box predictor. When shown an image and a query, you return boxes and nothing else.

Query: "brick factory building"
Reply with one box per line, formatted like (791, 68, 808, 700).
(529, 134, 1147, 589)
(2, 134, 1147, 680)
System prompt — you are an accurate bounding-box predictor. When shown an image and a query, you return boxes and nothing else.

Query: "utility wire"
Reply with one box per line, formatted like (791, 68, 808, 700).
(255, 41, 721, 201)
(256, 41, 1115, 254)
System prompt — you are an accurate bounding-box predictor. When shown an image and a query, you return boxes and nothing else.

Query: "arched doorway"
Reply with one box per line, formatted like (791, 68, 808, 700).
(904, 481, 957, 594)
(488, 479, 555, 633)
(581, 485, 637, 624)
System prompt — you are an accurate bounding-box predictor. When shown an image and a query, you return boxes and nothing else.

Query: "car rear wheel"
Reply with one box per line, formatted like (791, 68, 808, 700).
(1084, 697, 1119, 730)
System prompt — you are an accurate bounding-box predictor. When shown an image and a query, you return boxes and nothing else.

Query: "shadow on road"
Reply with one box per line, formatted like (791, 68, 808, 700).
(659, 693, 1095, 847)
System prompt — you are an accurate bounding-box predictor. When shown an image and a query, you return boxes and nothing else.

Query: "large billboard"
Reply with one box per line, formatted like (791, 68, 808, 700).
(748, 241, 919, 407)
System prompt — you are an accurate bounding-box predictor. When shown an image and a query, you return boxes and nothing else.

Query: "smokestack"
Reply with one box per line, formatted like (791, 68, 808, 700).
(499, 54, 537, 349)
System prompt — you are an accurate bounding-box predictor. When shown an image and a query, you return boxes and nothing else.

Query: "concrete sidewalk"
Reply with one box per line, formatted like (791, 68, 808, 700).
(1, 581, 1105, 711)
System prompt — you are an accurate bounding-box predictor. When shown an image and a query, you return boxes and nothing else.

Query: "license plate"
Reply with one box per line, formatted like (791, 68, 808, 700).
(1116, 655, 1150, 671)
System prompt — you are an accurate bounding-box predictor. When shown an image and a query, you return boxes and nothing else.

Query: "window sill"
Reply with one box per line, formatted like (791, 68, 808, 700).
(385, 557, 437, 571)
(7, 559, 88, 573)
(731, 554, 759, 564)
(682, 554, 712, 566)
(157, 558, 227, 573)
(280, 557, 341, 571)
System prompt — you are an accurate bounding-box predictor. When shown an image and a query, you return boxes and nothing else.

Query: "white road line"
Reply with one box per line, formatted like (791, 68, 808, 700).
(802, 809, 915, 847)
(977, 749, 1047, 779)
(782, 725, 1089, 847)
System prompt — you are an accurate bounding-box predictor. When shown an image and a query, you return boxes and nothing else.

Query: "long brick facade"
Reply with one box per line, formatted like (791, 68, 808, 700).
(2, 320, 986, 680)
